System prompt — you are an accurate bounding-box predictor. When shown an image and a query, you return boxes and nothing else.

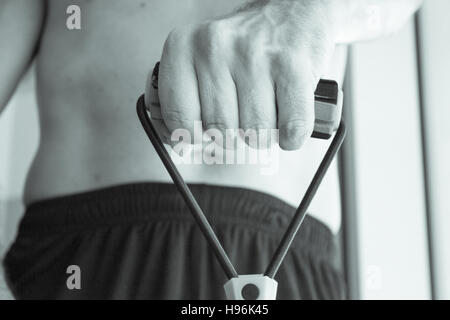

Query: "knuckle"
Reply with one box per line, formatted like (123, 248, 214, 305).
(239, 127, 272, 149)
(165, 28, 184, 51)
(242, 121, 272, 131)
(163, 110, 192, 131)
(164, 26, 195, 55)
(272, 51, 301, 71)
(194, 21, 227, 60)
(204, 121, 229, 132)
(241, 112, 274, 131)
(235, 37, 255, 60)
(240, 119, 274, 148)
(279, 118, 313, 150)
(272, 52, 315, 83)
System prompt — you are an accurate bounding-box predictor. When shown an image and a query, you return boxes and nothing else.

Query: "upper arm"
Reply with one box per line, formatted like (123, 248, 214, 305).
(0, 0, 46, 114)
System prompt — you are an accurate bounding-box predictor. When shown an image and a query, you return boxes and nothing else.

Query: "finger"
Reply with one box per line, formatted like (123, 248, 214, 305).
(145, 62, 163, 118)
(144, 64, 173, 146)
(196, 63, 239, 148)
(158, 29, 202, 143)
(235, 67, 277, 149)
(274, 67, 315, 151)
(145, 78, 193, 152)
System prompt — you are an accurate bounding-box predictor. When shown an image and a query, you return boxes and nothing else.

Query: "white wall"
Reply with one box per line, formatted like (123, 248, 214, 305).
(350, 21, 431, 299)
(418, 0, 450, 300)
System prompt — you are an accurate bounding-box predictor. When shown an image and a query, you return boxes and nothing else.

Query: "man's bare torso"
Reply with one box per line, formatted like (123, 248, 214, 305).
(25, 0, 342, 232)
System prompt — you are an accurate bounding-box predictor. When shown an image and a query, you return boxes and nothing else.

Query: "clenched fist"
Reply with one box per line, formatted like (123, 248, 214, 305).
(148, 0, 339, 150)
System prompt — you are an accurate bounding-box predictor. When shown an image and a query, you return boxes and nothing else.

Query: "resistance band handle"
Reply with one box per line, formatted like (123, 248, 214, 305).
(146, 62, 343, 140)
(313, 80, 344, 139)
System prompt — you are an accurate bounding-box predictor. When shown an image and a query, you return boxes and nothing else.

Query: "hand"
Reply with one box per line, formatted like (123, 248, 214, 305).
(150, 0, 338, 150)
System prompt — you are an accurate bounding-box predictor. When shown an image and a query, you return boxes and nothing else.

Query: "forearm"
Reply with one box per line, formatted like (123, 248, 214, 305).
(333, 0, 424, 43)
(235, 0, 422, 44)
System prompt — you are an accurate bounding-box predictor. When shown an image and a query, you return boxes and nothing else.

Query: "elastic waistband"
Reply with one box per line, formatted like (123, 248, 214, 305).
(20, 183, 335, 255)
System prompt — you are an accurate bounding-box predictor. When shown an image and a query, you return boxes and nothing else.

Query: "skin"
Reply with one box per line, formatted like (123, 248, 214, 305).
(0, 0, 422, 233)
(153, 0, 423, 150)
(155, 0, 337, 151)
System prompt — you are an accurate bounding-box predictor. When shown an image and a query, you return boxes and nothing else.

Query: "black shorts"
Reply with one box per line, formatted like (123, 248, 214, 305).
(3, 183, 346, 300)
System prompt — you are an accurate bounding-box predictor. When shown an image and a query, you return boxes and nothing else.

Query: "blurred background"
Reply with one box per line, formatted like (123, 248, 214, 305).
(0, 0, 449, 299)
